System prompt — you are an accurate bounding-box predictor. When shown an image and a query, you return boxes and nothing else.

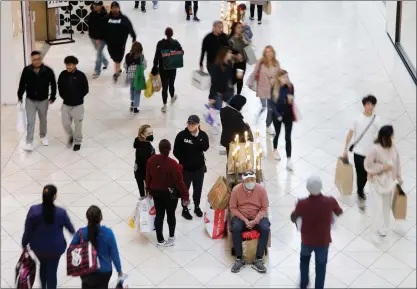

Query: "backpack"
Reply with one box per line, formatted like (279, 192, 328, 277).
(15, 249, 36, 289)
(66, 229, 100, 276)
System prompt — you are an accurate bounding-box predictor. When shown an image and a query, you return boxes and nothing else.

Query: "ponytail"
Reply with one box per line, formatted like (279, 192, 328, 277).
(42, 185, 57, 224)
(86, 205, 102, 248)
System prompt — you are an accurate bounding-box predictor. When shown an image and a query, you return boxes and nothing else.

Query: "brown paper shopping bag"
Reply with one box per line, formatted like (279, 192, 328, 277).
(392, 184, 407, 219)
(335, 158, 353, 195)
(227, 142, 255, 175)
(243, 239, 265, 264)
(207, 177, 231, 210)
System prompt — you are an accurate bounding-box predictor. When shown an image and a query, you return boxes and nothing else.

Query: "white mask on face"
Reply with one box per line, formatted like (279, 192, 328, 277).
(244, 182, 256, 191)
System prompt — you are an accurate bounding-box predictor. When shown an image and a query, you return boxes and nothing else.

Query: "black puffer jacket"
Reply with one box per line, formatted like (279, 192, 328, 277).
(220, 106, 253, 148)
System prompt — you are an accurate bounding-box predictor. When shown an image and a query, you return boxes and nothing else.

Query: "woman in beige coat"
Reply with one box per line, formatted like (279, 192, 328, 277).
(364, 125, 403, 237)
(247, 45, 280, 133)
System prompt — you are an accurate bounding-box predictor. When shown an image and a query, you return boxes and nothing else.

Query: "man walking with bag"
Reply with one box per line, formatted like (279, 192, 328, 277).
(18, 51, 57, 151)
(343, 95, 381, 208)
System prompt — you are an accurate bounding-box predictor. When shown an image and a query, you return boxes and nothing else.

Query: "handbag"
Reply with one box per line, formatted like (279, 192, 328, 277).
(168, 187, 180, 200)
(247, 62, 262, 92)
(349, 115, 376, 152)
(162, 40, 184, 70)
(15, 249, 36, 289)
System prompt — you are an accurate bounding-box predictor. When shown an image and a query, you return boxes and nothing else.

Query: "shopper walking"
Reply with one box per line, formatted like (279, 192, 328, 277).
(133, 124, 155, 197)
(249, 1, 266, 24)
(125, 42, 147, 114)
(146, 139, 190, 247)
(70, 205, 123, 289)
(199, 20, 229, 101)
(58, 56, 89, 152)
(364, 125, 403, 237)
(88, 1, 109, 79)
(22, 185, 75, 289)
(185, 1, 200, 21)
(269, 70, 295, 170)
(103, 1, 136, 83)
(343, 95, 381, 208)
(18, 51, 57, 151)
(228, 22, 250, 95)
(248, 45, 280, 134)
(211, 46, 235, 110)
(173, 115, 209, 220)
(134, 1, 158, 12)
(291, 175, 343, 289)
(151, 27, 184, 113)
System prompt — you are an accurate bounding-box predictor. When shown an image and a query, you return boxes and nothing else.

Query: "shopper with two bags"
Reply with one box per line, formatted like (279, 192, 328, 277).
(125, 42, 147, 114)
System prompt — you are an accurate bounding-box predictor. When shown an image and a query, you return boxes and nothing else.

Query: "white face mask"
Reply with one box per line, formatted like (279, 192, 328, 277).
(244, 182, 256, 191)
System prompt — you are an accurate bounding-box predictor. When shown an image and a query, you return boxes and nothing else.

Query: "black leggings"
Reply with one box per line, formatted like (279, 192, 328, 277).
(272, 116, 293, 157)
(250, 4, 263, 21)
(135, 173, 146, 197)
(232, 62, 246, 95)
(81, 272, 112, 289)
(153, 193, 178, 242)
(185, 1, 198, 16)
(160, 69, 177, 104)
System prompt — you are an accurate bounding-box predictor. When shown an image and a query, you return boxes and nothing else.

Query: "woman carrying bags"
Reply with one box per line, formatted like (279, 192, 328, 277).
(268, 69, 295, 171)
(133, 124, 155, 197)
(125, 42, 147, 114)
(364, 125, 403, 238)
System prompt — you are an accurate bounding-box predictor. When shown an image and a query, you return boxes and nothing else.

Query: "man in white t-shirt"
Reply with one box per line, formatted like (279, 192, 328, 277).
(343, 95, 381, 208)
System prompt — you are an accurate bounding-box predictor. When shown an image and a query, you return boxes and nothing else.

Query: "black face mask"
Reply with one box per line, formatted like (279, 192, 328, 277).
(146, 135, 154, 142)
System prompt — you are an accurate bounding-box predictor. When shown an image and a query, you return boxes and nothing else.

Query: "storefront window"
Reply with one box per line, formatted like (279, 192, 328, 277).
(399, 0, 416, 71)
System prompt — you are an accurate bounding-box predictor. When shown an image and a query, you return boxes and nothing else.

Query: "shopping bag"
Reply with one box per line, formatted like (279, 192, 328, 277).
(392, 184, 407, 219)
(115, 274, 129, 288)
(244, 45, 257, 65)
(133, 57, 146, 91)
(151, 74, 162, 92)
(207, 176, 231, 210)
(335, 158, 353, 195)
(16, 103, 27, 133)
(242, 230, 260, 240)
(162, 41, 184, 70)
(145, 73, 154, 98)
(263, 1, 272, 15)
(128, 199, 141, 229)
(192, 70, 211, 90)
(204, 201, 227, 239)
(203, 104, 217, 126)
(15, 249, 36, 289)
(66, 230, 100, 277)
(292, 102, 301, 122)
(137, 196, 156, 233)
(243, 239, 265, 264)
(227, 142, 255, 174)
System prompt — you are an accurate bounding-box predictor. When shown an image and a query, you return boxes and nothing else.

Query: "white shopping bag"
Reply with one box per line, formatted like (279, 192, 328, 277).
(115, 274, 129, 288)
(192, 70, 211, 90)
(136, 196, 156, 233)
(16, 103, 27, 133)
(203, 104, 216, 126)
(204, 201, 227, 239)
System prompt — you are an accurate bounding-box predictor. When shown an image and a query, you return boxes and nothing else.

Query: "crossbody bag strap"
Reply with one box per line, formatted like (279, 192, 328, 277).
(353, 115, 376, 147)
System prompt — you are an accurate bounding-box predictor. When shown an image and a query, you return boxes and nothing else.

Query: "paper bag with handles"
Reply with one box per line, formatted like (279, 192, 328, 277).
(243, 239, 265, 264)
(335, 157, 353, 195)
(392, 184, 407, 220)
(207, 177, 231, 210)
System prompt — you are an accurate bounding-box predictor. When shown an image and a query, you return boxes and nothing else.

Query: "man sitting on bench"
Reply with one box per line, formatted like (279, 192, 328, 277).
(229, 170, 270, 273)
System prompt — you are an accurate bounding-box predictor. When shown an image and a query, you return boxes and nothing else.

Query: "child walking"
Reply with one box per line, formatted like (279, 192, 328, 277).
(125, 42, 147, 114)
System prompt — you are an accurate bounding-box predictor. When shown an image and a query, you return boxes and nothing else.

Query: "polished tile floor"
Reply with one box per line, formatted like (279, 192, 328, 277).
(1, 1, 416, 288)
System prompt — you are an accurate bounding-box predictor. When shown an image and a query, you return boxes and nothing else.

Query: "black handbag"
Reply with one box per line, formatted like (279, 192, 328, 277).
(168, 187, 180, 200)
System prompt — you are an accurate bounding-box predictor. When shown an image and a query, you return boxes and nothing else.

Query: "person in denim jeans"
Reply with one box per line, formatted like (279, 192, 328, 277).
(88, 2, 109, 78)
(125, 42, 147, 114)
(291, 175, 343, 289)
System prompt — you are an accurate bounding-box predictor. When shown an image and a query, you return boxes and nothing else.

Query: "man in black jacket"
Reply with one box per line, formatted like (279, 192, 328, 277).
(58, 56, 89, 151)
(104, 1, 137, 83)
(18, 51, 57, 151)
(173, 115, 209, 220)
(88, 1, 109, 79)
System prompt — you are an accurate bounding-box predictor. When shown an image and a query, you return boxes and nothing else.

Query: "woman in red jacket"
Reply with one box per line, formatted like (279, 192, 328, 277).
(146, 139, 189, 247)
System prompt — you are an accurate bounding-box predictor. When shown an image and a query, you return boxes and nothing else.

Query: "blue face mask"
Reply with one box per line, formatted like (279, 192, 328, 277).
(244, 182, 256, 191)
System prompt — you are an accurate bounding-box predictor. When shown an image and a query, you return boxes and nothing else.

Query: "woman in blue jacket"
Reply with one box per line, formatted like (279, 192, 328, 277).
(22, 184, 75, 289)
(71, 205, 123, 289)
(268, 70, 295, 171)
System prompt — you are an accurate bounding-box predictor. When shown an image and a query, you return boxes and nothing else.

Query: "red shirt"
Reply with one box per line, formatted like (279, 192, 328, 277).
(145, 154, 189, 201)
(293, 195, 343, 246)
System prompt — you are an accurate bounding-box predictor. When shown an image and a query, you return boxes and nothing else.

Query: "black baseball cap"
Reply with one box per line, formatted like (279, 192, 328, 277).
(187, 115, 200, 124)
(93, 1, 103, 5)
(111, 1, 120, 8)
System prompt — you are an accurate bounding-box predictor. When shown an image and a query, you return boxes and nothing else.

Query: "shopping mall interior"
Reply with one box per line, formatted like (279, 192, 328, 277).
(1, 1, 416, 288)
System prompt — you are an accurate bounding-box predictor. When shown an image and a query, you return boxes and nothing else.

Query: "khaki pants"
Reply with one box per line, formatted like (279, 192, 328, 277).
(61, 104, 84, 145)
(26, 98, 49, 143)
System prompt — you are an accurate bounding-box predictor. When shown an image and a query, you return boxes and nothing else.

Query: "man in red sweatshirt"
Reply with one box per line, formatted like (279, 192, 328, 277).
(229, 171, 269, 274)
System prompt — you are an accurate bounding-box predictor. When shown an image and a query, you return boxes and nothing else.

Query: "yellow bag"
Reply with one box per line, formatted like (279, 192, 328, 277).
(144, 73, 153, 98)
(264, 1, 272, 15)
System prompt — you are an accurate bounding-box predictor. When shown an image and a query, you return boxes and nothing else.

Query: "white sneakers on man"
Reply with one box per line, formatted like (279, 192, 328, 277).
(40, 138, 49, 146)
(23, 142, 35, 152)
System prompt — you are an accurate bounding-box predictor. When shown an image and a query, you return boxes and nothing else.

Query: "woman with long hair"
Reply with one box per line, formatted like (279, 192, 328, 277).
(211, 46, 235, 110)
(71, 205, 123, 289)
(268, 70, 295, 171)
(146, 139, 190, 247)
(228, 22, 250, 95)
(248, 45, 280, 133)
(151, 27, 184, 113)
(22, 185, 75, 289)
(364, 125, 403, 237)
(133, 124, 155, 197)
(125, 41, 147, 114)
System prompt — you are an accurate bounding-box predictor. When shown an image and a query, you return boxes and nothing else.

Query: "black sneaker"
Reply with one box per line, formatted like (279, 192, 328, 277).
(133, 108, 139, 114)
(141, 8, 146, 13)
(73, 144, 81, 151)
(102, 66, 107, 70)
(182, 208, 193, 220)
(113, 70, 122, 83)
(249, 17, 254, 21)
(193, 16, 200, 22)
(130, 102, 134, 112)
(231, 259, 245, 273)
(67, 137, 74, 148)
(194, 206, 203, 218)
(252, 258, 267, 273)
(186, 15, 191, 21)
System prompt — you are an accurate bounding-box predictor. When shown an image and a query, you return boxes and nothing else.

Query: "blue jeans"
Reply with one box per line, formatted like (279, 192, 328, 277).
(91, 38, 109, 74)
(300, 244, 329, 289)
(231, 217, 270, 259)
(129, 79, 141, 108)
(36, 255, 60, 289)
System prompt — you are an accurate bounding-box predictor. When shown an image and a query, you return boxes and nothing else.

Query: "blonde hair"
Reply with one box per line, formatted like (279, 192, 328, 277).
(138, 124, 151, 139)
(273, 69, 292, 101)
(261, 45, 280, 68)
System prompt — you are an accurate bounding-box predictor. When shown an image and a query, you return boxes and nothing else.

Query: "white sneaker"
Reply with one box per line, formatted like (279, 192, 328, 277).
(157, 238, 175, 247)
(167, 236, 176, 245)
(267, 126, 275, 135)
(273, 150, 281, 161)
(40, 137, 49, 146)
(378, 228, 387, 237)
(286, 158, 293, 171)
(23, 142, 35, 151)
(171, 94, 178, 104)
(161, 105, 167, 113)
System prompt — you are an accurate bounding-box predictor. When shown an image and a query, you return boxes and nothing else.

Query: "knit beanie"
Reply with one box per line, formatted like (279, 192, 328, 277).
(306, 175, 322, 196)
(229, 95, 246, 111)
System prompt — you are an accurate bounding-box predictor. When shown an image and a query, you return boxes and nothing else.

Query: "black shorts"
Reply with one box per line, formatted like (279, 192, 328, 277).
(107, 45, 125, 63)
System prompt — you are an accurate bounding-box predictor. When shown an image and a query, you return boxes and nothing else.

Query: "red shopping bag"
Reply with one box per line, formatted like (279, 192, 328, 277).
(66, 230, 100, 276)
(204, 202, 227, 239)
(15, 249, 36, 289)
